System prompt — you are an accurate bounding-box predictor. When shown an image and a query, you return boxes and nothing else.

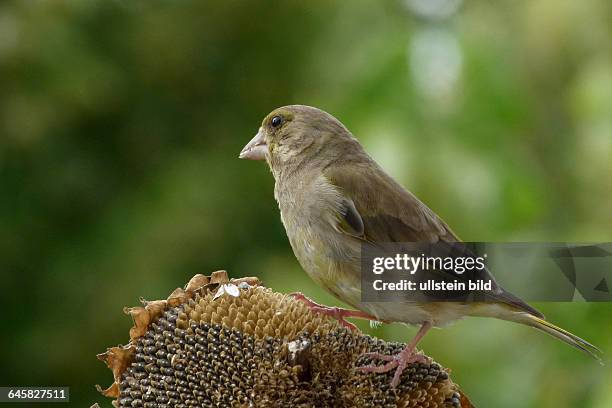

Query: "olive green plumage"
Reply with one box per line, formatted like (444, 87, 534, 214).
(239, 105, 601, 360)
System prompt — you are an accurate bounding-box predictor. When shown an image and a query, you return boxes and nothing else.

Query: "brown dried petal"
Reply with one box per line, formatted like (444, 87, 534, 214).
(185, 273, 210, 291)
(209, 269, 229, 284)
(123, 307, 149, 340)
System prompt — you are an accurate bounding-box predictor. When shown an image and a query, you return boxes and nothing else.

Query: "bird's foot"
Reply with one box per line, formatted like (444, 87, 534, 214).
(358, 346, 431, 388)
(289, 292, 380, 332)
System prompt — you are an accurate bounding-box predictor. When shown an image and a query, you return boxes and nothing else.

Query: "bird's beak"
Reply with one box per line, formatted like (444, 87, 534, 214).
(239, 128, 268, 161)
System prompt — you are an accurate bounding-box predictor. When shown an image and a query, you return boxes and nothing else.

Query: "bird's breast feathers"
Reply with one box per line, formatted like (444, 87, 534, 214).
(277, 175, 363, 304)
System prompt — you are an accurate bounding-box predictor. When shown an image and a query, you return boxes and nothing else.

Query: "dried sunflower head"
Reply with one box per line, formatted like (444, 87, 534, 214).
(96, 271, 473, 408)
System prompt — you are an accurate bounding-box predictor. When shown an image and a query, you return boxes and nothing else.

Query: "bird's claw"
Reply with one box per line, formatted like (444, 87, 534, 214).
(310, 305, 360, 331)
(288, 292, 380, 332)
(358, 349, 431, 388)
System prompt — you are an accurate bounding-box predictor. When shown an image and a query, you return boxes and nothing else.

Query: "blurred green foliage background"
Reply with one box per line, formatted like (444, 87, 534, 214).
(1, 0, 611, 406)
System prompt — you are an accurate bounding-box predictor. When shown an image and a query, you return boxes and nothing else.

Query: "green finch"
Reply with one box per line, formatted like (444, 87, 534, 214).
(239, 105, 601, 387)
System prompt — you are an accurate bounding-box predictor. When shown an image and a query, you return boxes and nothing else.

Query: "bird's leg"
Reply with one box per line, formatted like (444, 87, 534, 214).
(358, 321, 433, 388)
(289, 292, 381, 332)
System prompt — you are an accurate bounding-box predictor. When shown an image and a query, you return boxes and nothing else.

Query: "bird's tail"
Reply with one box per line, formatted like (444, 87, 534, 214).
(510, 312, 602, 362)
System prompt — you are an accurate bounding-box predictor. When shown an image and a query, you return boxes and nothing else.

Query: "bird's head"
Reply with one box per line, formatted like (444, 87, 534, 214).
(239, 105, 362, 177)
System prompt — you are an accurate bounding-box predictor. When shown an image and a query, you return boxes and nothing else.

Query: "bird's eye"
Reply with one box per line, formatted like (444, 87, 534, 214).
(271, 115, 283, 128)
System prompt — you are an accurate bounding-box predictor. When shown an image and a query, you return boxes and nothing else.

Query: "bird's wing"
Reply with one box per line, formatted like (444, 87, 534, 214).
(325, 164, 456, 243)
(324, 164, 544, 318)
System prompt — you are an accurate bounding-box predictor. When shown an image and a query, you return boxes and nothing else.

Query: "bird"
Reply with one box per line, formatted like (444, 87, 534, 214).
(239, 105, 601, 388)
